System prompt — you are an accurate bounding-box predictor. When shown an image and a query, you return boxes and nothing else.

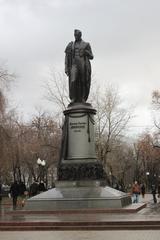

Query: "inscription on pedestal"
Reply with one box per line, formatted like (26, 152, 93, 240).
(70, 121, 86, 133)
(68, 113, 96, 160)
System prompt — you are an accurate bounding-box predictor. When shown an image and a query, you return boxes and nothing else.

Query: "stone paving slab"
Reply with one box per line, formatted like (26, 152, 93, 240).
(1, 231, 160, 240)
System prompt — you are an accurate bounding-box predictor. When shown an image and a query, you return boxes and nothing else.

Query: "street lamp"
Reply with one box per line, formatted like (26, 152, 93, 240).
(109, 171, 113, 187)
(37, 158, 46, 182)
(41, 160, 46, 167)
(146, 172, 150, 192)
(37, 158, 41, 165)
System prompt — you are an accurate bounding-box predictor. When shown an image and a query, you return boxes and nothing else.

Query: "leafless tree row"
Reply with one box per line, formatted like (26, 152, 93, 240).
(1, 66, 160, 192)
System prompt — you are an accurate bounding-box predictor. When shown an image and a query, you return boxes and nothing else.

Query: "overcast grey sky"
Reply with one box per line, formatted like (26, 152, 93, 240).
(0, 0, 160, 136)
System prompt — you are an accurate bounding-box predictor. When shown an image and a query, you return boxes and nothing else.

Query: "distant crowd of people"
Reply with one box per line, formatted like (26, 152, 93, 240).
(9, 180, 46, 210)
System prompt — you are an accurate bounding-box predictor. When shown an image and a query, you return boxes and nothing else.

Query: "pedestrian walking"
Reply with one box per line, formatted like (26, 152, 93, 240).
(9, 181, 19, 210)
(132, 181, 140, 203)
(158, 183, 160, 198)
(141, 183, 146, 198)
(151, 184, 157, 203)
(19, 181, 27, 207)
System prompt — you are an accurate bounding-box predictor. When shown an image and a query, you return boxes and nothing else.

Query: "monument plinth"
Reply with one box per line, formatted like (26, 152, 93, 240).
(57, 103, 107, 182)
(25, 29, 132, 211)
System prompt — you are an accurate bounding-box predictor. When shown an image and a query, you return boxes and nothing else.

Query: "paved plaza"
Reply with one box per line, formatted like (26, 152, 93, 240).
(1, 230, 160, 240)
(0, 194, 160, 239)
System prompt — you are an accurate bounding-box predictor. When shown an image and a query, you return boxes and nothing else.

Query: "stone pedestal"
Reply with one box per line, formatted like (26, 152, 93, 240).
(57, 103, 107, 181)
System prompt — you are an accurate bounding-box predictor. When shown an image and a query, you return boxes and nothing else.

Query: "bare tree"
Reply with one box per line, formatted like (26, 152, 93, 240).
(13, 110, 61, 186)
(92, 85, 132, 170)
(151, 90, 160, 147)
(152, 90, 160, 109)
(107, 140, 135, 190)
(134, 133, 160, 186)
(0, 65, 15, 183)
(44, 70, 69, 112)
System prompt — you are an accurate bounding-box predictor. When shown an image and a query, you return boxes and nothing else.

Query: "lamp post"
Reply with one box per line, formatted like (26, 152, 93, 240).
(109, 172, 112, 187)
(37, 158, 46, 182)
(146, 172, 150, 192)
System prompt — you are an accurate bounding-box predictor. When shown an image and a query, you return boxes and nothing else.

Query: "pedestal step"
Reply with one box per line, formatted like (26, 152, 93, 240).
(24, 186, 132, 210)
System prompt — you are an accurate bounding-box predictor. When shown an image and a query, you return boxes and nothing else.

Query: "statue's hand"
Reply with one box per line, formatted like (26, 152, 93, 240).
(85, 50, 93, 59)
(65, 70, 69, 76)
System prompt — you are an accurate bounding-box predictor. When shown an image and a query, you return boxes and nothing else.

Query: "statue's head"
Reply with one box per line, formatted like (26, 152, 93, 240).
(74, 29, 82, 41)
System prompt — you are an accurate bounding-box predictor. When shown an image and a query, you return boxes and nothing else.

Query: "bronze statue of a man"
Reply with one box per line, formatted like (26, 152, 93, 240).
(65, 29, 94, 103)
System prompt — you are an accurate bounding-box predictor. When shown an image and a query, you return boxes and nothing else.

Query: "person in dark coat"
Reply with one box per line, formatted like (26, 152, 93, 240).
(38, 181, 46, 192)
(10, 181, 19, 210)
(141, 184, 146, 198)
(158, 183, 160, 198)
(29, 181, 39, 197)
(151, 184, 157, 203)
(19, 181, 26, 196)
(19, 181, 27, 207)
(0, 182, 2, 201)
